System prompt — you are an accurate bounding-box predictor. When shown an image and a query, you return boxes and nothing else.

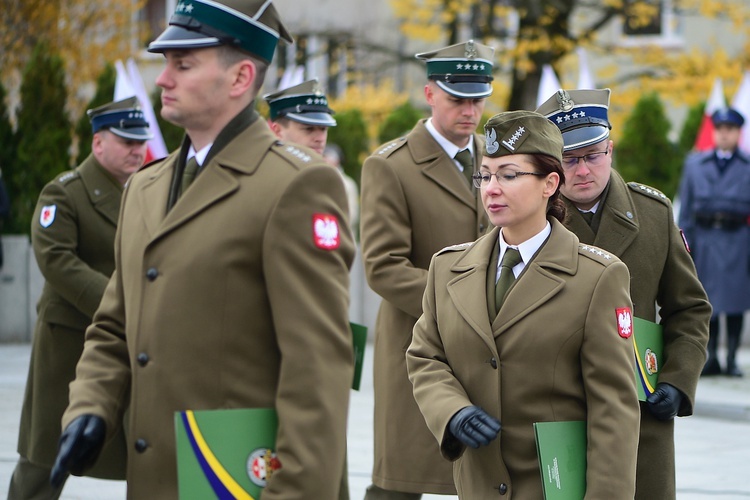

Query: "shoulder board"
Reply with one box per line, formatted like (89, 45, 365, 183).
(273, 141, 315, 165)
(627, 182, 669, 203)
(578, 243, 616, 265)
(56, 171, 79, 184)
(374, 137, 408, 158)
(436, 241, 473, 256)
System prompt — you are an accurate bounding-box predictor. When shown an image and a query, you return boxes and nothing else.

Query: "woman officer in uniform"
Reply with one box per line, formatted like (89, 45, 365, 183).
(406, 110, 640, 499)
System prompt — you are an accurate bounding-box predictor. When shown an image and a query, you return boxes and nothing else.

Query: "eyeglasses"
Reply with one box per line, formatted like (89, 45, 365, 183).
(561, 149, 609, 169)
(472, 171, 546, 188)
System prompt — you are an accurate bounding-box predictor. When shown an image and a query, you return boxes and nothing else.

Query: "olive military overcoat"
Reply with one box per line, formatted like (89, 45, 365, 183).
(565, 170, 711, 500)
(407, 219, 640, 499)
(63, 111, 355, 499)
(19, 155, 127, 478)
(360, 119, 489, 494)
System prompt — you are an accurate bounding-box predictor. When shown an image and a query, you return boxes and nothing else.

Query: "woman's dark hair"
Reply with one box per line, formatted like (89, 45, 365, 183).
(525, 153, 567, 223)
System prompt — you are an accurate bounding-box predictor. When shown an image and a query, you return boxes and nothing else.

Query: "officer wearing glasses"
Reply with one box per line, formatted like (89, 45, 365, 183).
(537, 89, 710, 500)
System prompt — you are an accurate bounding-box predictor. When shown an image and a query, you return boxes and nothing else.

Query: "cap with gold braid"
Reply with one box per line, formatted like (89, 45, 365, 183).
(536, 88, 612, 152)
(263, 79, 336, 127)
(147, 0, 293, 63)
(416, 40, 495, 99)
(483, 110, 563, 163)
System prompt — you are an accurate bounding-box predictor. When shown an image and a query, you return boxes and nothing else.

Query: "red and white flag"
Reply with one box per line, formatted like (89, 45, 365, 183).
(536, 64, 562, 108)
(731, 70, 750, 153)
(694, 77, 726, 152)
(577, 48, 595, 89)
(115, 59, 168, 163)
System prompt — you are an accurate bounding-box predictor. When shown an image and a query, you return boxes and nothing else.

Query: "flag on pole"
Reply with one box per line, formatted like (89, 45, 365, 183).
(115, 59, 169, 162)
(277, 65, 305, 91)
(694, 77, 727, 152)
(576, 48, 595, 89)
(731, 70, 750, 153)
(536, 64, 562, 108)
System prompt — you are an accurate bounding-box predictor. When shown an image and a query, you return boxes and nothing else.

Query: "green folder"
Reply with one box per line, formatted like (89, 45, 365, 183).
(632, 317, 663, 402)
(350, 322, 368, 391)
(534, 420, 587, 500)
(175, 408, 277, 500)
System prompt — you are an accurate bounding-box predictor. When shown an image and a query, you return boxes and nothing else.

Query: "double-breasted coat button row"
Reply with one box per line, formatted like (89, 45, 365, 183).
(134, 439, 148, 453)
(145, 267, 159, 281)
(136, 353, 149, 367)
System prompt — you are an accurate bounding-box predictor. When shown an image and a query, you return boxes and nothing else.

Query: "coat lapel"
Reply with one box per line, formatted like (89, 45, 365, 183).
(409, 120, 477, 210)
(491, 219, 578, 336)
(446, 229, 498, 350)
(78, 156, 122, 226)
(593, 170, 638, 256)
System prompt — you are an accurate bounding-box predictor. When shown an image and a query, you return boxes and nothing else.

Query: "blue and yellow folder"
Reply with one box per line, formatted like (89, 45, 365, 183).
(633, 317, 663, 401)
(534, 420, 587, 500)
(175, 408, 278, 500)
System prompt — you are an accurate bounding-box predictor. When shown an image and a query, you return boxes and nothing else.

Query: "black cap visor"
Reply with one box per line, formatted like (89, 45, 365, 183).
(561, 125, 610, 152)
(435, 80, 492, 99)
(148, 25, 222, 53)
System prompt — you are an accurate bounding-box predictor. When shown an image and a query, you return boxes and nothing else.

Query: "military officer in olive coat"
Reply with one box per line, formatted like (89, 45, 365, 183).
(407, 111, 640, 499)
(360, 40, 493, 498)
(51, 2, 355, 499)
(9, 96, 152, 500)
(537, 89, 711, 500)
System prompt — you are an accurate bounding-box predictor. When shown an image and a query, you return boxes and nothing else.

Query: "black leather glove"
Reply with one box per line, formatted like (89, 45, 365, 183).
(646, 383, 683, 421)
(50, 415, 106, 488)
(448, 406, 501, 449)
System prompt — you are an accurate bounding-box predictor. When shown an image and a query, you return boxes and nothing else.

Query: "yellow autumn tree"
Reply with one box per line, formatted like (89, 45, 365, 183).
(388, 0, 750, 118)
(1, 0, 146, 116)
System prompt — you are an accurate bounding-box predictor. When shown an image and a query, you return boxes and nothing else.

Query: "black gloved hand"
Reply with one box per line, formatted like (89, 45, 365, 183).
(50, 414, 106, 488)
(646, 383, 683, 421)
(448, 406, 501, 449)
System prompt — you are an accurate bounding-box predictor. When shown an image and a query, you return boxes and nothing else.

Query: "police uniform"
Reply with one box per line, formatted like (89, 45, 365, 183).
(9, 97, 152, 500)
(678, 107, 750, 377)
(406, 111, 640, 499)
(538, 89, 711, 500)
(60, 2, 355, 499)
(360, 40, 493, 498)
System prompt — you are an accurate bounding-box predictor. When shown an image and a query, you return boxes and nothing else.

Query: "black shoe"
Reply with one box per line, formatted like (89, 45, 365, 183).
(701, 358, 722, 376)
(725, 364, 744, 378)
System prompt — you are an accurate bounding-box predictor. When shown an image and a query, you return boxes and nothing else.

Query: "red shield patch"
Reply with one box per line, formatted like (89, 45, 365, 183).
(616, 307, 633, 339)
(313, 213, 340, 250)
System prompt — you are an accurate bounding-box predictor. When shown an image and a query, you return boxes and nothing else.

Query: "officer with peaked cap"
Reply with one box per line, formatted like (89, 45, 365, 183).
(679, 106, 750, 378)
(538, 89, 710, 500)
(407, 110, 639, 499)
(8, 96, 152, 499)
(360, 39, 494, 499)
(265, 78, 337, 155)
(52, 1, 355, 498)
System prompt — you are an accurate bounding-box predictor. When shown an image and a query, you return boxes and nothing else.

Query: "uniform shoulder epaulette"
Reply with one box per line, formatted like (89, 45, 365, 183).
(374, 136, 408, 158)
(56, 171, 79, 184)
(578, 243, 616, 265)
(273, 141, 316, 165)
(627, 182, 669, 204)
(436, 241, 473, 255)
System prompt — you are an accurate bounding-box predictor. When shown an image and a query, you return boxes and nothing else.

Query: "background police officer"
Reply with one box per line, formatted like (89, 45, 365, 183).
(360, 40, 493, 499)
(8, 96, 152, 500)
(537, 89, 711, 500)
(678, 107, 750, 377)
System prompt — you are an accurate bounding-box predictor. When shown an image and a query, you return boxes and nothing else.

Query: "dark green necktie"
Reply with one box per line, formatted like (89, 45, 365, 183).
(580, 210, 594, 226)
(495, 247, 522, 311)
(181, 156, 200, 194)
(455, 149, 474, 188)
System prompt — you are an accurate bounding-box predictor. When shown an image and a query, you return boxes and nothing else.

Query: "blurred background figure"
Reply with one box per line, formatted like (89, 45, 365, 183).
(678, 107, 750, 378)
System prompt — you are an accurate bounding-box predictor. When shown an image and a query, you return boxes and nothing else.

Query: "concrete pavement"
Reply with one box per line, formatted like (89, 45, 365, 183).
(1, 342, 750, 499)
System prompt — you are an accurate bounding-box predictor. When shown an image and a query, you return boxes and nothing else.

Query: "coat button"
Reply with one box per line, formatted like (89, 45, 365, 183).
(479, 223, 486, 232)
(490, 357, 498, 369)
(146, 268, 158, 281)
(137, 352, 149, 367)
(135, 439, 148, 453)
(498, 483, 508, 495)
